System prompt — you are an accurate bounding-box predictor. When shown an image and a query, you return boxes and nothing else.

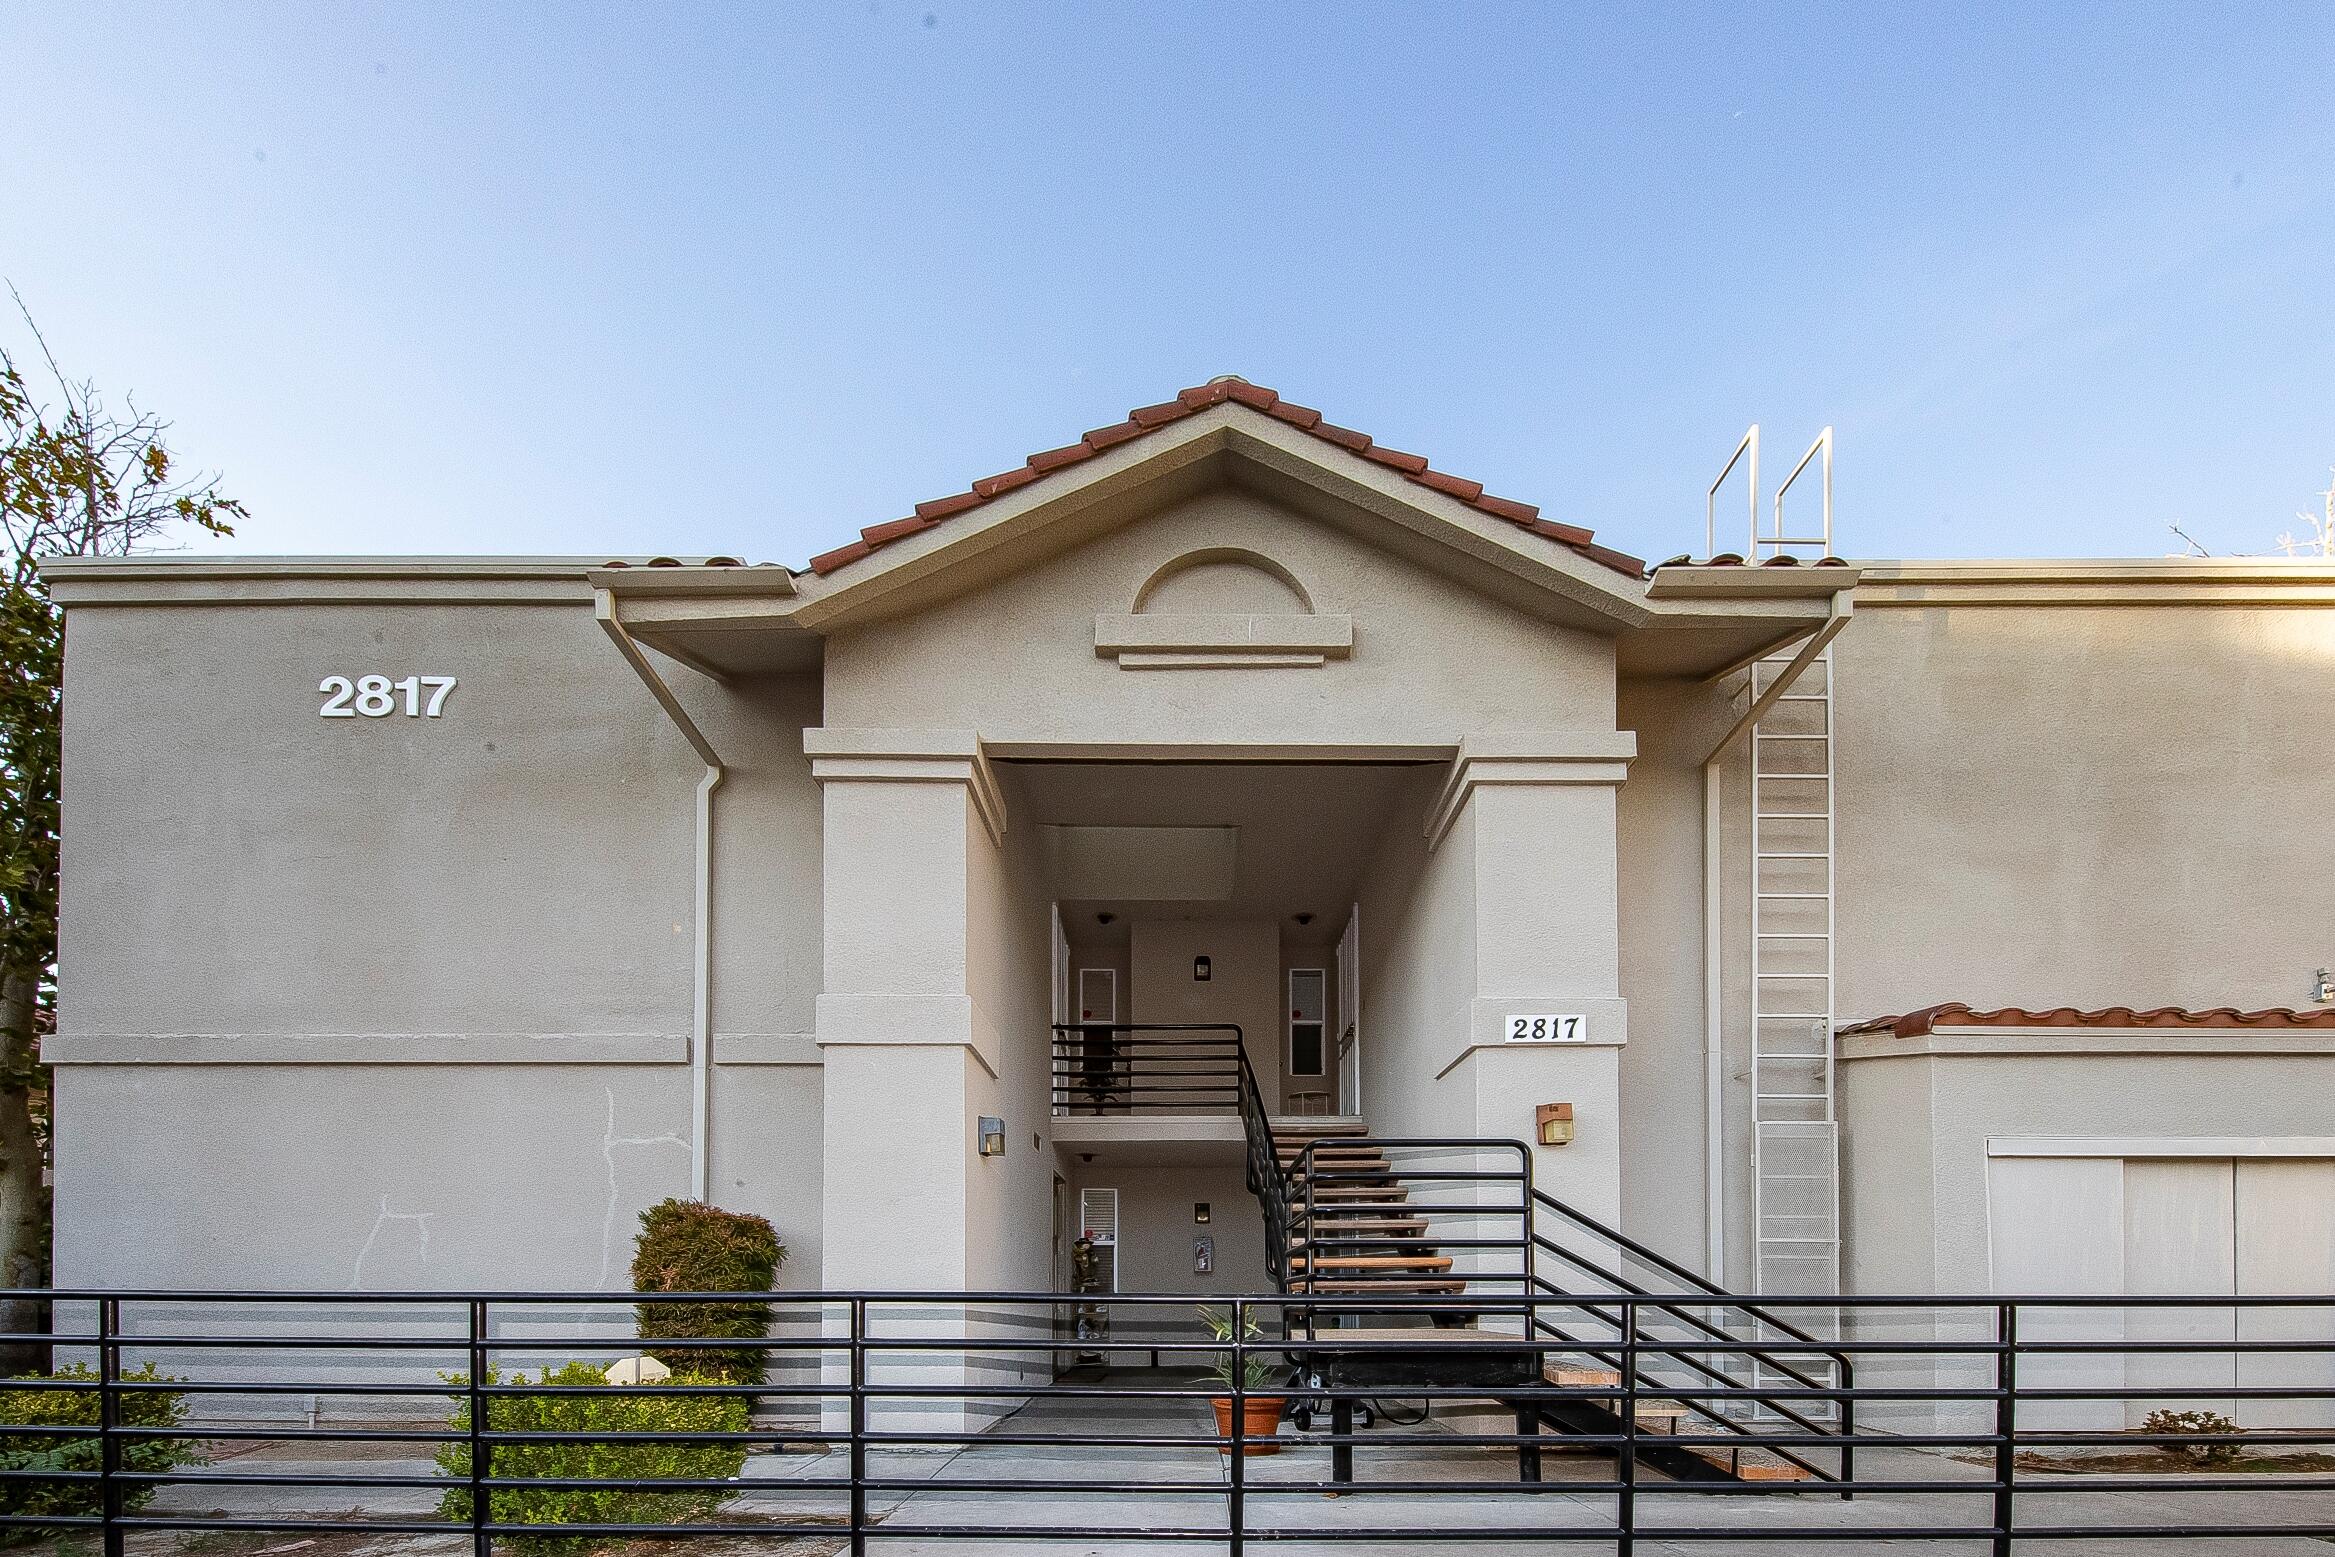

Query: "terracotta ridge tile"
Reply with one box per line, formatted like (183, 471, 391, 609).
(1414, 468, 1485, 502)
(1360, 444, 1430, 475)
(972, 466, 1042, 499)
(808, 380, 1648, 580)
(911, 492, 984, 524)
(1081, 420, 1148, 452)
(1842, 1002, 2335, 1038)
(861, 516, 931, 546)
(1024, 442, 1093, 474)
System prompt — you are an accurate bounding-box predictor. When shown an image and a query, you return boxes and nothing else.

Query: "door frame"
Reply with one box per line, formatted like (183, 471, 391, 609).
(1335, 904, 1361, 1116)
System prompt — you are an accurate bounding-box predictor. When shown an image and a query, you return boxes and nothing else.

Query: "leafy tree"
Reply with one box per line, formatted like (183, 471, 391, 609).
(0, 292, 243, 1363)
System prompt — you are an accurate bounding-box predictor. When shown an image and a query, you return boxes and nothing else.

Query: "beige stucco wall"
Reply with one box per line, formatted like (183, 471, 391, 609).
(1680, 583, 2335, 1295)
(1352, 771, 1477, 1140)
(1061, 1159, 1266, 1301)
(1839, 1036, 2335, 1295)
(1833, 600, 2335, 1017)
(964, 773, 1061, 1292)
(821, 486, 1616, 749)
(51, 595, 827, 1291)
(58, 602, 820, 1042)
(1613, 677, 1733, 1273)
(1129, 919, 1281, 1115)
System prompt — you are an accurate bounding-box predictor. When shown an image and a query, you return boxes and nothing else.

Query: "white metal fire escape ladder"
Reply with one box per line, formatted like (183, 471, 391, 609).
(1748, 429, 1841, 1299)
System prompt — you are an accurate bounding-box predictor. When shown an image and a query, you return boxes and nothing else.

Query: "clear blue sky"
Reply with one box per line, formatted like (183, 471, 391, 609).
(5, 3, 2332, 565)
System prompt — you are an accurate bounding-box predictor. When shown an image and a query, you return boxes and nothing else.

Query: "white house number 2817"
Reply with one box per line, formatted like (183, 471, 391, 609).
(318, 675, 458, 718)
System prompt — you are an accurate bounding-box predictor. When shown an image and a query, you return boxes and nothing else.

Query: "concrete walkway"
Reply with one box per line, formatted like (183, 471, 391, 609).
(107, 1373, 2335, 1555)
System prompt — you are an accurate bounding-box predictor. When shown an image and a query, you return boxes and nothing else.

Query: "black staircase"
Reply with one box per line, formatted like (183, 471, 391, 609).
(1057, 1021, 1852, 1487)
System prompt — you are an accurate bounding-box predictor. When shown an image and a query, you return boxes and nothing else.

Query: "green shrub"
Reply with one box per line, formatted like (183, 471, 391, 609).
(629, 1199, 783, 1384)
(0, 1363, 203, 1530)
(436, 1362, 748, 1552)
(2141, 1407, 2242, 1465)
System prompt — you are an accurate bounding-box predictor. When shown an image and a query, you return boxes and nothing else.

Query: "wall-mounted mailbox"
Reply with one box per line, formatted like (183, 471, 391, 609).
(1536, 1102, 1576, 1147)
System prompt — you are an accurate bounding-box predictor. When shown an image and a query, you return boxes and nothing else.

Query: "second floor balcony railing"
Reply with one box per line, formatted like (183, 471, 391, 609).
(1049, 1022, 1245, 1116)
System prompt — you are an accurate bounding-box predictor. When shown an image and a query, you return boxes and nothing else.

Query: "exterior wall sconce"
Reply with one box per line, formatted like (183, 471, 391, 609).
(977, 1116, 1006, 1157)
(1193, 955, 1212, 982)
(1535, 1102, 1576, 1147)
(2315, 968, 2334, 1006)
(1194, 1202, 1211, 1224)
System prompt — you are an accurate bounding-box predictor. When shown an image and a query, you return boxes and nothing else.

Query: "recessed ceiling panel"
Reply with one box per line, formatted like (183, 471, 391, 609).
(1043, 824, 1238, 902)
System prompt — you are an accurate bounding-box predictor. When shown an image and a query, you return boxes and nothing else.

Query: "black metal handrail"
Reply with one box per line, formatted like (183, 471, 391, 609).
(1289, 1136, 1532, 1306)
(1226, 1023, 1296, 1291)
(1052, 1023, 1294, 1289)
(1048, 1023, 1245, 1114)
(1532, 1185, 1844, 1357)
(1530, 1183, 1856, 1480)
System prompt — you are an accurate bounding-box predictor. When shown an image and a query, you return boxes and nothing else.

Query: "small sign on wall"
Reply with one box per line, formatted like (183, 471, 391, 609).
(1506, 1014, 1587, 1044)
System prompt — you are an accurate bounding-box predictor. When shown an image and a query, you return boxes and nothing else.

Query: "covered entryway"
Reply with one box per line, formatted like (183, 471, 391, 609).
(1027, 757, 1426, 1313)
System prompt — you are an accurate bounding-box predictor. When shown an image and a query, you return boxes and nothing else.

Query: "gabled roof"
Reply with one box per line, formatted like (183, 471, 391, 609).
(806, 377, 1646, 579)
(1841, 1003, 2335, 1038)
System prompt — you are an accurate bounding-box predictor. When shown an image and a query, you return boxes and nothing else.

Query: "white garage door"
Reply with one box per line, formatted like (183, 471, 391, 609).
(1987, 1154, 2335, 1430)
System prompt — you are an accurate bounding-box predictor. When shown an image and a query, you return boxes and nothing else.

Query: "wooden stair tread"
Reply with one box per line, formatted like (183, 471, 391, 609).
(1692, 1446, 1813, 1481)
(1293, 1254, 1455, 1271)
(1296, 1326, 1494, 1343)
(1295, 1278, 1469, 1294)
(1546, 1365, 1622, 1387)
(1302, 1184, 1409, 1199)
(1290, 1217, 1427, 1234)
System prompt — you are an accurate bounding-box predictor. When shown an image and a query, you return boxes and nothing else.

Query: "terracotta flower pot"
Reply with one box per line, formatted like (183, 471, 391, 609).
(1211, 1395, 1286, 1456)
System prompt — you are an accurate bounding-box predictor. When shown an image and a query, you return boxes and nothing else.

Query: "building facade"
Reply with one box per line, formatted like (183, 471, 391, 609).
(42, 380, 2335, 1322)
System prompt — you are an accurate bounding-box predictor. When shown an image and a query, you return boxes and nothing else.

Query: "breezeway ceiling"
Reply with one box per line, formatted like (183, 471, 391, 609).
(1007, 761, 1429, 931)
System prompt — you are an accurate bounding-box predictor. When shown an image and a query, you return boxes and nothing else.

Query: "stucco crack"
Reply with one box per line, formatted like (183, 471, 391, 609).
(599, 1088, 691, 1288)
(348, 1196, 436, 1290)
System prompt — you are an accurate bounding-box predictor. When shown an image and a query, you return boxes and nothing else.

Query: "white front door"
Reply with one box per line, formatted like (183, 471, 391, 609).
(1334, 905, 1361, 1116)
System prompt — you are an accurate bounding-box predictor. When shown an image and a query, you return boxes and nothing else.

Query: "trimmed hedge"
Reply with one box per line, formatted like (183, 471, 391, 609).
(0, 1363, 203, 1531)
(436, 1363, 747, 1552)
(629, 1199, 783, 1384)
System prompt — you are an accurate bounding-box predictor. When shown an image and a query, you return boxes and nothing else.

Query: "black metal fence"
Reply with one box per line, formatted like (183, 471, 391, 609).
(0, 1287, 2330, 1553)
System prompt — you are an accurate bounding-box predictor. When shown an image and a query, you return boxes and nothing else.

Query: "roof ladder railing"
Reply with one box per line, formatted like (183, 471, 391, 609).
(1746, 426, 1842, 1391)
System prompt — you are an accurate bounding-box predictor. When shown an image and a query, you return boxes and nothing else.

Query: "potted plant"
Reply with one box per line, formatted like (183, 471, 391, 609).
(1197, 1306, 1286, 1456)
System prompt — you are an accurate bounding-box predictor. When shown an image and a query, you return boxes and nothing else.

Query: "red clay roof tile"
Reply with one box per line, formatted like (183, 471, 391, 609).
(1415, 469, 1485, 502)
(1025, 442, 1091, 474)
(861, 516, 932, 546)
(807, 379, 1643, 579)
(1360, 445, 1431, 476)
(1081, 420, 1148, 452)
(971, 466, 1042, 499)
(1840, 1003, 2335, 1038)
(807, 538, 873, 574)
(911, 492, 984, 523)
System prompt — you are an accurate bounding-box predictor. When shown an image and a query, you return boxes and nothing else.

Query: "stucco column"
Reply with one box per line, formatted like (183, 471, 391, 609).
(1423, 733, 1636, 1224)
(805, 728, 1008, 1290)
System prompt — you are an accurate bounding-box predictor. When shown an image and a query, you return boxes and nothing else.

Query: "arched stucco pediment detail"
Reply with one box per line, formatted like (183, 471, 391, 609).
(1098, 546, 1352, 669)
(1129, 547, 1316, 616)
